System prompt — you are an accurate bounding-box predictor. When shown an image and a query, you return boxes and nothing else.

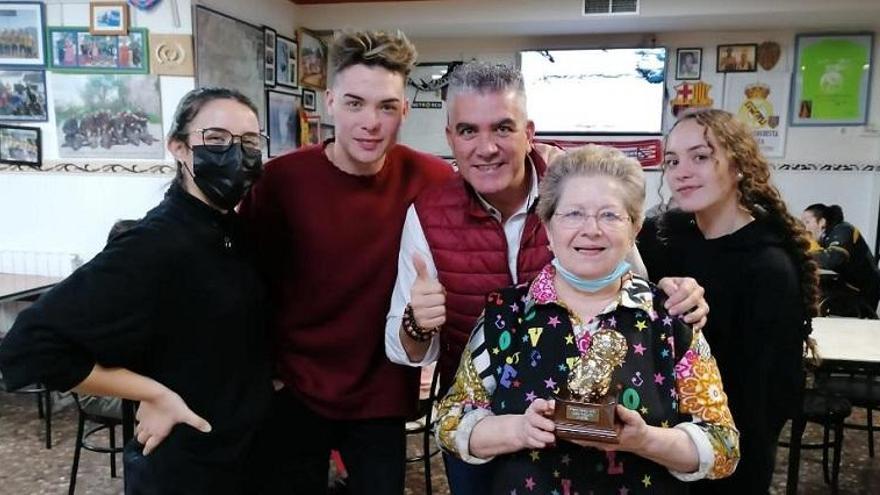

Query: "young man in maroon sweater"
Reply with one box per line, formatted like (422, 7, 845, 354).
(240, 30, 453, 495)
(384, 61, 709, 495)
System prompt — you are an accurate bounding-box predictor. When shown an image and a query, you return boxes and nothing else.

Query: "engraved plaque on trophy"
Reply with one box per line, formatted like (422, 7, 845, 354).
(553, 327, 628, 443)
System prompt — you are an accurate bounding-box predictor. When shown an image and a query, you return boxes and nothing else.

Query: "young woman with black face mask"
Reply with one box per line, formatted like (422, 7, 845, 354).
(0, 87, 272, 494)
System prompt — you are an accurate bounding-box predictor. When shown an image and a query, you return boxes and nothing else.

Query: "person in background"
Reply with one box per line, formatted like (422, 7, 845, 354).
(435, 144, 739, 494)
(240, 29, 454, 495)
(803, 203, 880, 311)
(384, 61, 710, 495)
(639, 108, 819, 495)
(0, 87, 272, 494)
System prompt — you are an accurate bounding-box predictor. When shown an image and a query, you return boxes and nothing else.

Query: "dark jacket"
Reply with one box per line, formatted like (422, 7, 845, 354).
(0, 183, 272, 494)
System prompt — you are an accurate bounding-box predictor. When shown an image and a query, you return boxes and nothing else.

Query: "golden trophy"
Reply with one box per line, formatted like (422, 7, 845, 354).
(553, 327, 628, 443)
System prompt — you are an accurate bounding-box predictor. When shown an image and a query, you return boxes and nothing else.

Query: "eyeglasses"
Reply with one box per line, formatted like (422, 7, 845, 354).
(553, 208, 631, 229)
(189, 127, 269, 154)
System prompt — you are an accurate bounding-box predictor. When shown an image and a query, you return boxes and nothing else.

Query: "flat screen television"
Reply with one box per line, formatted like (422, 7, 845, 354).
(519, 47, 667, 135)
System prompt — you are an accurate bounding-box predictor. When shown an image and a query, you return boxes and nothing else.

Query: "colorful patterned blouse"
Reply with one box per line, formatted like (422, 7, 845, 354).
(436, 264, 740, 494)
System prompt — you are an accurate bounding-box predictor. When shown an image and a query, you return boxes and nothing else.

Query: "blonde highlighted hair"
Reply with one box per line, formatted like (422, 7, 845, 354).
(329, 29, 417, 83)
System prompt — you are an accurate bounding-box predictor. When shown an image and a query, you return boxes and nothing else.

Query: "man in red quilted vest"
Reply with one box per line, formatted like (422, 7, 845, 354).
(384, 61, 709, 494)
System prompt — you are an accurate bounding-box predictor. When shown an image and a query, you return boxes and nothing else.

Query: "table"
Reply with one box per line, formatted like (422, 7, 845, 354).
(786, 316, 880, 494)
(812, 316, 880, 364)
(0, 273, 62, 303)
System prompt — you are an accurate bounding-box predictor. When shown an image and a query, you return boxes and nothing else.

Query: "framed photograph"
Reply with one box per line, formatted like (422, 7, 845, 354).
(90, 2, 129, 36)
(0, 69, 47, 121)
(48, 27, 148, 74)
(0, 2, 46, 68)
(790, 32, 874, 126)
(302, 88, 316, 111)
(298, 29, 327, 89)
(716, 44, 757, 73)
(0, 124, 41, 167)
(320, 123, 335, 142)
(276, 35, 298, 89)
(195, 5, 265, 128)
(266, 89, 300, 157)
(675, 48, 701, 80)
(306, 114, 321, 145)
(264, 27, 276, 87)
(52, 73, 164, 159)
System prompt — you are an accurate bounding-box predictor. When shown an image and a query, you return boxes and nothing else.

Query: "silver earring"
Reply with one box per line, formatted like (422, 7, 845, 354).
(736, 171, 744, 180)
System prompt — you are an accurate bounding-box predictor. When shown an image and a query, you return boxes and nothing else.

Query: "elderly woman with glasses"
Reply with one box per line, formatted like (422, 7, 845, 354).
(0, 87, 271, 494)
(435, 144, 739, 494)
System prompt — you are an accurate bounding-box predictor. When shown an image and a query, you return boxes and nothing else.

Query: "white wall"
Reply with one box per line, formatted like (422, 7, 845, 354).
(1, 0, 299, 261)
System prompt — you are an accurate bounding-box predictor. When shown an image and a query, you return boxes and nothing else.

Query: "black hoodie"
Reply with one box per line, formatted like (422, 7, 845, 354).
(638, 211, 807, 494)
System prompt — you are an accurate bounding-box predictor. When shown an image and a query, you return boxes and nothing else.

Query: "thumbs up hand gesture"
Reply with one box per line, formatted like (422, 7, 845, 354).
(410, 253, 446, 330)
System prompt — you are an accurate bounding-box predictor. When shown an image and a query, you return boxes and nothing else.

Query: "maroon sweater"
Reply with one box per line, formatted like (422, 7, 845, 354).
(240, 143, 453, 419)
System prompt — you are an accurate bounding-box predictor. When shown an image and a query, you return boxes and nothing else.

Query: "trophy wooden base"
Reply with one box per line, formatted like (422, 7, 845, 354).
(553, 393, 619, 444)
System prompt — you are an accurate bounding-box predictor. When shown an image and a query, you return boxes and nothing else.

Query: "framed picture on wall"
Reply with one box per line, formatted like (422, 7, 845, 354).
(52, 73, 164, 159)
(675, 48, 701, 80)
(48, 27, 149, 74)
(306, 114, 321, 145)
(0, 124, 41, 167)
(195, 5, 265, 128)
(264, 27, 276, 87)
(320, 123, 334, 142)
(302, 88, 316, 111)
(298, 28, 327, 89)
(790, 32, 874, 126)
(275, 35, 298, 89)
(266, 89, 300, 157)
(0, 2, 46, 68)
(89, 2, 129, 36)
(716, 44, 757, 73)
(0, 69, 47, 121)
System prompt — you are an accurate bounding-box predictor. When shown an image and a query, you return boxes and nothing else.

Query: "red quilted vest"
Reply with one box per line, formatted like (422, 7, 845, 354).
(415, 148, 552, 391)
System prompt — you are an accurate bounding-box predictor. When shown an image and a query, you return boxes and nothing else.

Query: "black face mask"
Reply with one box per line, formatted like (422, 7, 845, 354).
(189, 144, 262, 210)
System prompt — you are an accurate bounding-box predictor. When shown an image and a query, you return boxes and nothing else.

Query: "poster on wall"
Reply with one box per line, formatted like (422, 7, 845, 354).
(790, 32, 874, 126)
(398, 62, 459, 157)
(723, 72, 790, 158)
(52, 73, 164, 159)
(195, 6, 264, 127)
(48, 27, 149, 74)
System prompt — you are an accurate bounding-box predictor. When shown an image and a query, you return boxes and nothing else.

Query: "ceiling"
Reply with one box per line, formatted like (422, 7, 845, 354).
(292, 0, 880, 39)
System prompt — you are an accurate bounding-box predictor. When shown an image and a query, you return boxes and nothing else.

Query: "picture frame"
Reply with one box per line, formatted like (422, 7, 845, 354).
(266, 89, 300, 158)
(0, 69, 48, 122)
(0, 2, 46, 68)
(320, 123, 335, 142)
(89, 2, 129, 36)
(675, 48, 701, 80)
(790, 32, 874, 127)
(48, 27, 149, 74)
(0, 123, 41, 167)
(264, 27, 276, 87)
(298, 28, 327, 90)
(52, 73, 164, 159)
(302, 88, 316, 111)
(195, 5, 265, 128)
(306, 114, 321, 145)
(275, 34, 298, 89)
(716, 44, 757, 73)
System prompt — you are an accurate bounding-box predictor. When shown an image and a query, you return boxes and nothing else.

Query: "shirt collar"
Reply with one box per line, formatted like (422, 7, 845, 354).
(473, 154, 539, 222)
(527, 263, 655, 316)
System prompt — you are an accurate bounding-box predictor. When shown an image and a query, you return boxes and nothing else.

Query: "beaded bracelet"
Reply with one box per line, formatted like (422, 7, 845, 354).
(402, 303, 441, 342)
